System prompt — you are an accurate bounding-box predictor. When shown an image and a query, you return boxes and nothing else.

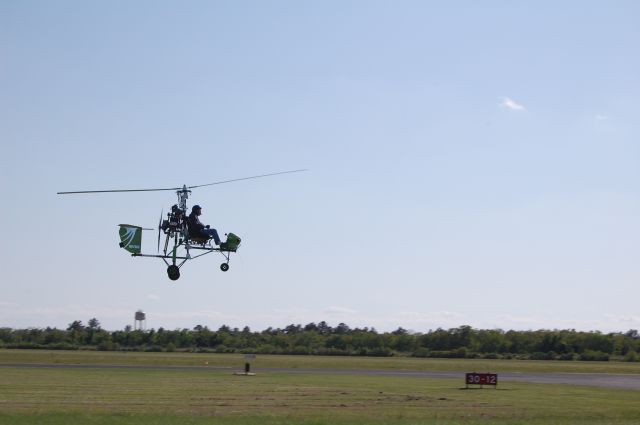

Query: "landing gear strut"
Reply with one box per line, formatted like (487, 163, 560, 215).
(167, 265, 180, 280)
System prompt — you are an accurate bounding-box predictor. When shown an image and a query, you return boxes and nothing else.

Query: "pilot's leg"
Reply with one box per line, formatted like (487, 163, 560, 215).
(203, 228, 221, 245)
(211, 229, 221, 245)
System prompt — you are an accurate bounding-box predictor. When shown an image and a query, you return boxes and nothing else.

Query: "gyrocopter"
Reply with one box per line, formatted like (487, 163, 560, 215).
(57, 169, 306, 281)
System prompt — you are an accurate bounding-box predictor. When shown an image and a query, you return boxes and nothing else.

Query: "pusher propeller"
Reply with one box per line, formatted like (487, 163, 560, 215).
(157, 209, 163, 253)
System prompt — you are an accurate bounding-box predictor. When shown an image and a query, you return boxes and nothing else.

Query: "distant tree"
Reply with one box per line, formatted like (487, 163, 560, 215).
(93, 330, 114, 351)
(475, 329, 506, 353)
(43, 327, 66, 345)
(304, 322, 319, 332)
(0, 328, 13, 344)
(450, 326, 473, 348)
(334, 323, 350, 334)
(326, 334, 348, 350)
(5, 321, 640, 360)
(317, 321, 332, 334)
(67, 321, 85, 332)
(284, 324, 301, 334)
(66, 321, 86, 345)
(87, 318, 101, 330)
(390, 330, 415, 352)
(581, 331, 614, 354)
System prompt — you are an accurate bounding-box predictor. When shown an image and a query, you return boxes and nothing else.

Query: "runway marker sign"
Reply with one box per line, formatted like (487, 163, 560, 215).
(465, 372, 498, 389)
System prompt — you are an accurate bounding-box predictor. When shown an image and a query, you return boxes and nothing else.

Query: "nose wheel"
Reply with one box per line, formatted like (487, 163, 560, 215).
(167, 265, 180, 280)
(220, 263, 229, 272)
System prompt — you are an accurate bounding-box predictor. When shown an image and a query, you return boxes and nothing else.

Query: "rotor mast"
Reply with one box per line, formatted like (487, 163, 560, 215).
(177, 185, 191, 212)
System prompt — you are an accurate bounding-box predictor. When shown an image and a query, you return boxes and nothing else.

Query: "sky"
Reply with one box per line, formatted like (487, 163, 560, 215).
(1, 1, 639, 333)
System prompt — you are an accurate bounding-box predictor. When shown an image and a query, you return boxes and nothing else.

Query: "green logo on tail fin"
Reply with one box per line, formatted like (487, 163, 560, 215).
(118, 225, 142, 254)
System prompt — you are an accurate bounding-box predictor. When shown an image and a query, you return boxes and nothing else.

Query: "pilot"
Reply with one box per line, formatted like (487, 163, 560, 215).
(187, 205, 221, 245)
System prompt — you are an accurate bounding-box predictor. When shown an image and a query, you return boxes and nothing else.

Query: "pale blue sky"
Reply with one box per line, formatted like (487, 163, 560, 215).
(1, 1, 638, 332)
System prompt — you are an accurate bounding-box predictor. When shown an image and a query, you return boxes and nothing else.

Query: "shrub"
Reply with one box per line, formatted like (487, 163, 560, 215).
(97, 341, 114, 351)
(529, 352, 556, 360)
(429, 350, 466, 359)
(144, 345, 164, 352)
(288, 346, 310, 355)
(578, 350, 610, 361)
(411, 348, 430, 358)
(363, 347, 393, 357)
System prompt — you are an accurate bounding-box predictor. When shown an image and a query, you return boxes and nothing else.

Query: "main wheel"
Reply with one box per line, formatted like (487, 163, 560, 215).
(220, 263, 229, 272)
(167, 265, 180, 280)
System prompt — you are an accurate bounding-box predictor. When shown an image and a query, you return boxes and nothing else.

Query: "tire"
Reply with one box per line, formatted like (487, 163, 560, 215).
(220, 263, 229, 272)
(167, 265, 180, 281)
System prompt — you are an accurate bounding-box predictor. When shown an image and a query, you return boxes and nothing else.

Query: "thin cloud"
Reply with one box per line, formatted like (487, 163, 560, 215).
(324, 306, 357, 317)
(595, 115, 609, 121)
(603, 314, 640, 326)
(155, 310, 227, 321)
(397, 311, 464, 329)
(500, 96, 525, 111)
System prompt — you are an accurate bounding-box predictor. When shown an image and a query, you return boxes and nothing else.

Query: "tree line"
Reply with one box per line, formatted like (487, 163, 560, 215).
(1, 320, 638, 362)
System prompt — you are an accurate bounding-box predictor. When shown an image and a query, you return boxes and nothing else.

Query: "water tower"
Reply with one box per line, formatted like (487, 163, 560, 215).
(134, 310, 146, 330)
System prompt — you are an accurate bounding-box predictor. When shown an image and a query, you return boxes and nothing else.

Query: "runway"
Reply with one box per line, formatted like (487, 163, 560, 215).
(2, 363, 639, 390)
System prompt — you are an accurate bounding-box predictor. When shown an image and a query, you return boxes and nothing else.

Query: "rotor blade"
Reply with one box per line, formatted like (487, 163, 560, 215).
(57, 169, 307, 194)
(57, 188, 181, 195)
(187, 169, 308, 189)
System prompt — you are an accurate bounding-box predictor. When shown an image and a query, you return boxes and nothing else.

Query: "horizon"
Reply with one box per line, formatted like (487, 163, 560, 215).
(5, 318, 638, 335)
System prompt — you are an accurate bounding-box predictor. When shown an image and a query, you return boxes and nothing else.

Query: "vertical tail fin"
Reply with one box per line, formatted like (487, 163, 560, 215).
(118, 224, 142, 254)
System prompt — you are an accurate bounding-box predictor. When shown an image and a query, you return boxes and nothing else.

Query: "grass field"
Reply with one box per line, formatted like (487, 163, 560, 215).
(3, 349, 640, 374)
(1, 350, 639, 425)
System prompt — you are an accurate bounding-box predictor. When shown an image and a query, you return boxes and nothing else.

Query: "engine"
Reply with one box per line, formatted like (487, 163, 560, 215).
(161, 204, 185, 234)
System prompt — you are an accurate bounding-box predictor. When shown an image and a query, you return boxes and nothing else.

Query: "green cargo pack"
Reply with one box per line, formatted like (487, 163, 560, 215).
(225, 233, 241, 251)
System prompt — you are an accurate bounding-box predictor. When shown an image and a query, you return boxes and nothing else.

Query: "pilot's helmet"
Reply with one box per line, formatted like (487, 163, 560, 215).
(192, 205, 202, 212)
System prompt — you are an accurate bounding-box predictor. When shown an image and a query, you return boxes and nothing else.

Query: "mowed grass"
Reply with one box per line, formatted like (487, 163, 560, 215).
(0, 350, 639, 425)
(2, 349, 640, 374)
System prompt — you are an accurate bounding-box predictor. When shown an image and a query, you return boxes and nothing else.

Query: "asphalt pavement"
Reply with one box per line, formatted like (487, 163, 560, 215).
(2, 363, 639, 390)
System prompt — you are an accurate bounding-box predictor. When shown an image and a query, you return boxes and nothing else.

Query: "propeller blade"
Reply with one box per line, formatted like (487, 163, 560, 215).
(188, 169, 308, 189)
(157, 209, 163, 253)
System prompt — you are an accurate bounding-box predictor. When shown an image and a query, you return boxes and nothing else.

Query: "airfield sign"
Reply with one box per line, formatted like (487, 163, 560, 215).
(465, 372, 498, 388)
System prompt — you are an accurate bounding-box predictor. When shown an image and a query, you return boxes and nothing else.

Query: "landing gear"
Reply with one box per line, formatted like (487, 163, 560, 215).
(220, 263, 229, 272)
(167, 265, 180, 281)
